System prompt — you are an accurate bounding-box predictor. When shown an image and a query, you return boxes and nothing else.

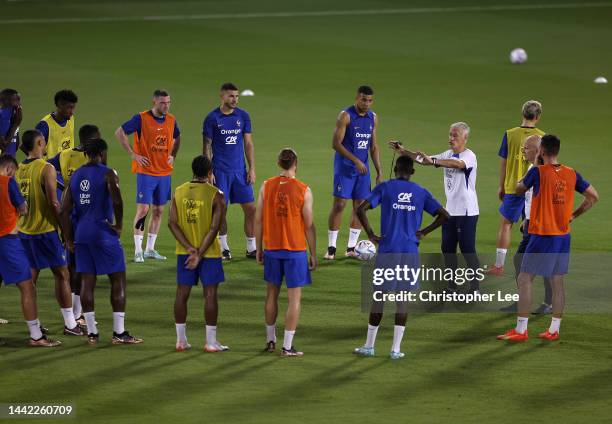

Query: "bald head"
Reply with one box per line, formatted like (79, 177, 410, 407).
(523, 134, 541, 164)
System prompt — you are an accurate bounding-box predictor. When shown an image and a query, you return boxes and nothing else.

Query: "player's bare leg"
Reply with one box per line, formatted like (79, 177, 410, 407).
(18, 279, 60, 347)
(109, 271, 142, 345)
(144, 204, 166, 260)
(133, 203, 149, 263)
(264, 283, 280, 352)
(51, 266, 81, 336)
(346, 199, 365, 258)
(497, 272, 533, 342)
(68, 262, 83, 325)
(219, 214, 231, 261)
(174, 284, 192, 351)
(390, 302, 407, 359)
(203, 284, 227, 352)
(281, 287, 303, 357)
(490, 216, 513, 275)
(354, 306, 382, 357)
(80, 273, 99, 344)
(540, 275, 564, 340)
(242, 202, 257, 258)
(325, 196, 347, 260)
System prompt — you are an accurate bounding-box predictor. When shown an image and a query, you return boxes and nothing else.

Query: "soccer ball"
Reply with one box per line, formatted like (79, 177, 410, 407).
(510, 48, 527, 64)
(355, 240, 377, 261)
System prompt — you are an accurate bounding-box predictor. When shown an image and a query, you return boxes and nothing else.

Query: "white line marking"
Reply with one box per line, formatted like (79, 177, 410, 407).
(1, 2, 611, 24)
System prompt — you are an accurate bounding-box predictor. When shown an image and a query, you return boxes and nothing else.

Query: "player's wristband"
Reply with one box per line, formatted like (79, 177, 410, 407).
(432, 157, 440, 168)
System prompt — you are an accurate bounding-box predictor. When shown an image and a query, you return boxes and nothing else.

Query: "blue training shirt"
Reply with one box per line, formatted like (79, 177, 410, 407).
(0, 107, 18, 157)
(367, 179, 442, 253)
(121, 110, 180, 139)
(334, 105, 375, 177)
(69, 163, 118, 244)
(202, 107, 252, 173)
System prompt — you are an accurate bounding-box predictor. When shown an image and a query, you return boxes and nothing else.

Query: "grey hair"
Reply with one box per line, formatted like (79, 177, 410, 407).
(450, 121, 470, 137)
(522, 100, 542, 120)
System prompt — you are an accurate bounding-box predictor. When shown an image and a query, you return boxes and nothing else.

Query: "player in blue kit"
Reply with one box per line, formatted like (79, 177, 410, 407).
(0, 89, 22, 157)
(325, 86, 382, 260)
(354, 156, 448, 359)
(61, 139, 143, 345)
(203, 82, 257, 260)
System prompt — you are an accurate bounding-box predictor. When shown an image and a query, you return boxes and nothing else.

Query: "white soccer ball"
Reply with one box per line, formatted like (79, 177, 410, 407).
(355, 240, 377, 261)
(510, 48, 528, 64)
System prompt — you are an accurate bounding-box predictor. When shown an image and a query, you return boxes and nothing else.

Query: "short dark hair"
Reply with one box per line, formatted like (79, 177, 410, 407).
(395, 155, 414, 175)
(0, 154, 18, 168)
(540, 134, 561, 157)
(84, 138, 108, 159)
(0, 88, 18, 98)
(153, 89, 169, 98)
(21, 129, 43, 153)
(54, 89, 78, 106)
(278, 148, 298, 170)
(192, 155, 212, 178)
(357, 85, 374, 96)
(79, 124, 100, 143)
(220, 82, 238, 92)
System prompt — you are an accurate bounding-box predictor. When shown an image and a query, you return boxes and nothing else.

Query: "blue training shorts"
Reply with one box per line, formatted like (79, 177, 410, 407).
(520, 234, 571, 277)
(19, 231, 67, 270)
(333, 173, 371, 200)
(136, 173, 171, 206)
(214, 169, 254, 205)
(264, 250, 311, 288)
(75, 239, 126, 275)
(499, 194, 524, 223)
(0, 235, 32, 284)
(176, 255, 224, 286)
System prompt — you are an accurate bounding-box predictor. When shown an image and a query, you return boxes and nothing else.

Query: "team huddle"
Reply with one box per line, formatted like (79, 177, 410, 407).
(0, 84, 599, 358)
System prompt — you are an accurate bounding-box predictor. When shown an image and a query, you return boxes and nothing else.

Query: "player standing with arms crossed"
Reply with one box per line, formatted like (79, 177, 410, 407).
(61, 139, 142, 345)
(497, 135, 598, 342)
(203, 82, 256, 260)
(490, 100, 544, 275)
(325, 85, 382, 260)
(255, 148, 316, 357)
(115, 89, 181, 263)
(169, 155, 228, 352)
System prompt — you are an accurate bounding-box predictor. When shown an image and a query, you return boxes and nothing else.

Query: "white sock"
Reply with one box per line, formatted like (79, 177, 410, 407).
(391, 325, 405, 353)
(246, 237, 256, 253)
(515, 316, 529, 334)
(495, 248, 507, 267)
(61, 307, 77, 329)
(134, 235, 144, 254)
(283, 330, 295, 350)
(206, 325, 217, 345)
(266, 324, 276, 342)
(146, 233, 157, 252)
(113, 312, 125, 334)
(72, 294, 82, 319)
(365, 324, 379, 349)
(84, 311, 98, 335)
(176, 323, 187, 343)
(220, 235, 230, 251)
(26, 319, 42, 340)
(348, 228, 361, 248)
(328, 230, 339, 248)
(549, 317, 562, 334)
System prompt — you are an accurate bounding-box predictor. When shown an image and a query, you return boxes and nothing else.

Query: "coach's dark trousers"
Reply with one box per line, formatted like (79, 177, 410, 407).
(441, 215, 480, 291)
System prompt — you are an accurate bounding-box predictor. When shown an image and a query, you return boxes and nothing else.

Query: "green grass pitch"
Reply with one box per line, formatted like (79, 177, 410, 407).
(1, 1, 612, 422)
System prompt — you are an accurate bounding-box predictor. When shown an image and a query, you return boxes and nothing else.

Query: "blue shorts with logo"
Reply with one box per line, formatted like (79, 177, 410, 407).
(333, 173, 371, 200)
(499, 194, 524, 223)
(136, 173, 172, 206)
(0, 235, 32, 284)
(520, 234, 571, 277)
(264, 250, 311, 288)
(214, 169, 254, 205)
(75, 239, 126, 275)
(19, 231, 67, 270)
(177, 256, 224, 286)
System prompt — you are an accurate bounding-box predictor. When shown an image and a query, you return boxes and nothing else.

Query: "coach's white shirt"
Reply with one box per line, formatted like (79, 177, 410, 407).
(431, 148, 479, 216)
